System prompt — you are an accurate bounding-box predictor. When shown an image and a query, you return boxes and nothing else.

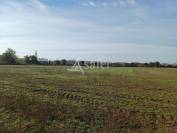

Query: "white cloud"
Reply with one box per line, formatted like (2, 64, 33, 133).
(82, 0, 138, 8)
(126, 0, 137, 5)
(102, 2, 108, 7)
(30, 0, 48, 12)
(119, 0, 126, 6)
(88, 1, 96, 7)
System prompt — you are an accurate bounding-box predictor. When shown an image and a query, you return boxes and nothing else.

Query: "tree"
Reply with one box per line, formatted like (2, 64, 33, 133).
(155, 61, 161, 67)
(79, 61, 85, 66)
(24, 56, 30, 64)
(61, 59, 67, 65)
(0, 55, 2, 64)
(55, 60, 61, 65)
(1, 48, 17, 65)
(149, 61, 161, 67)
(25, 55, 38, 64)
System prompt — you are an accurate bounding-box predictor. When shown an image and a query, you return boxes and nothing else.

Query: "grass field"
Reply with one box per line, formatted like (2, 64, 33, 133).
(1, 65, 177, 132)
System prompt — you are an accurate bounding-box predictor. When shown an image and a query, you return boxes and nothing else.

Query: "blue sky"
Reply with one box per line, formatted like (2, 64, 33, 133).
(0, 0, 177, 63)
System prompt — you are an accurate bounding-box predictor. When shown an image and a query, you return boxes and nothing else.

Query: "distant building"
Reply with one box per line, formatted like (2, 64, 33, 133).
(38, 58, 49, 64)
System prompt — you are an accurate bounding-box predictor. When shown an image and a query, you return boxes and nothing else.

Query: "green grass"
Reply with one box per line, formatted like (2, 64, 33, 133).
(1, 65, 177, 132)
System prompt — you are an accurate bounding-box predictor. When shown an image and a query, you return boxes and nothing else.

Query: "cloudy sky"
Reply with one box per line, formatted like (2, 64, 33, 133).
(0, 0, 177, 63)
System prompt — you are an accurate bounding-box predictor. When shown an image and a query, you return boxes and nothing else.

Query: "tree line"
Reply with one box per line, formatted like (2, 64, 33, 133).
(0, 48, 177, 68)
(0, 48, 38, 65)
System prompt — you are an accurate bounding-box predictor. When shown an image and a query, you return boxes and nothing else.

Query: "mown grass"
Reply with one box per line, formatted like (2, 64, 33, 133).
(1, 65, 177, 132)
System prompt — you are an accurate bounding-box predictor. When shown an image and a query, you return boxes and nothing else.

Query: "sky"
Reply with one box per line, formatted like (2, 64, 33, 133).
(0, 0, 177, 63)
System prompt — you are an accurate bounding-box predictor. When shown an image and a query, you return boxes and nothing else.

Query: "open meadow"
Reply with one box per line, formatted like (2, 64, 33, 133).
(1, 65, 177, 132)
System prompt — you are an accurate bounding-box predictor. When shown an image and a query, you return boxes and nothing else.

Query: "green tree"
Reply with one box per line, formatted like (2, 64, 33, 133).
(61, 59, 67, 65)
(55, 60, 61, 65)
(1, 48, 17, 65)
(0, 55, 2, 64)
(25, 55, 38, 64)
(24, 56, 30, 64)
(155, 61, 161, 67)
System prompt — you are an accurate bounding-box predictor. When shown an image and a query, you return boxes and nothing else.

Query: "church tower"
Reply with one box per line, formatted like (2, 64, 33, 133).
(35, 50, 38, 59)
